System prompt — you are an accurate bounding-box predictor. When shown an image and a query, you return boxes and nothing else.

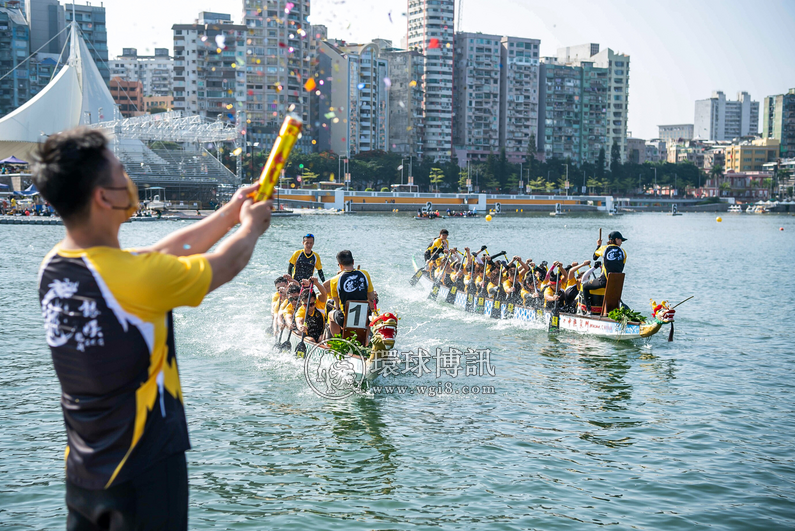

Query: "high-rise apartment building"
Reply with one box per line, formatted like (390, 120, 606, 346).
(65, 3, 108, 85)
(110, 77, 144, 118)
(110, 48, 173, 97)
(557, 43, 630, 160)
(658, 124, 694, 143)
(762, 88, 795, 158)
(243, 0, 312, 127)
(407, 0, 454, 161)
(500, 36, 540, 161)
(694, 91, 759, 141)
(172, 18, 247, 122)
(384, 48, 424, 158)
(316, 40, 390, 156)
(26, 0, 66, 55)
(0, 6, 31, 118)
(538, 59, 609, 164)
(453, 32, 502, 160)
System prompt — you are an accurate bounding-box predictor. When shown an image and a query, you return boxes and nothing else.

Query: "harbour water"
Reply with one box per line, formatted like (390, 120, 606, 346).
(1, 212, 794, 529)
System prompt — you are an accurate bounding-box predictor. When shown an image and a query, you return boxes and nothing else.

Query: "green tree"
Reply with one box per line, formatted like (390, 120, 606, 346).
(529, 176, 546, 192)
(596, 147, 606, 182)
(458, 168, 469, 191)
(430, 167, 445, 192)
(507, 172, 519, 192)
(300, 169, 319, 187)
(587, 177, 602, 195)
(609, 141, 622, 183)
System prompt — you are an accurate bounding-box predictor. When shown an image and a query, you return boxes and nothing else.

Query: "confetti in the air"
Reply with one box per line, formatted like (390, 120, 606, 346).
(409, 80, 417, 87)
(357, 82, 366, 90)
(215, 35, 225, 48)
(383, 77, 391, 88)
(429, 38, 440, 49)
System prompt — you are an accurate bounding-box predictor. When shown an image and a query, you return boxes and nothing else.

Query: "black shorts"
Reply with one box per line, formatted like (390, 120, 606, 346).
(66, 451, 188, 531)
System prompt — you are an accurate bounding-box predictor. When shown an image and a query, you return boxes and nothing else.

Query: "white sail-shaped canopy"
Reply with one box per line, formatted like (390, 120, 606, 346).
(0, 23, 118, 142)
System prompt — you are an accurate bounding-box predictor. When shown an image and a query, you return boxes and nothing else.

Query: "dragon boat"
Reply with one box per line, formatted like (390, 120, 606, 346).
(273, 311, 399, 381)
(411, 256, 675, 341)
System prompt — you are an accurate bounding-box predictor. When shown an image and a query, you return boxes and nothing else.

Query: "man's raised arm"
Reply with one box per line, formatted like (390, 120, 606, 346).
(139, 183, 261, 257)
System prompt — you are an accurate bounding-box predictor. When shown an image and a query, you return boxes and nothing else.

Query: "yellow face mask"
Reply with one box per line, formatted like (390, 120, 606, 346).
(122, 173, 140, 218)
(106, 172, 139, 220)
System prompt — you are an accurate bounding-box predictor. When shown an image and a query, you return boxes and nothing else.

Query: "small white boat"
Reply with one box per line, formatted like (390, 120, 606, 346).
(728, 205, 743, 213)
(549, 203, 567, 217)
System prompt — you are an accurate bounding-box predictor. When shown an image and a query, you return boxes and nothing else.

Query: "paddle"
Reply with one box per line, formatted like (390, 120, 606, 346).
(548, 265, 563, 333)
(294, 290, 312, 358)
(504, 260, 519, 319)
(280, 288, 303, 350)
(428, 251, 451, 300)
(464, 246, 486, 312)
(490, 262, 505, 319)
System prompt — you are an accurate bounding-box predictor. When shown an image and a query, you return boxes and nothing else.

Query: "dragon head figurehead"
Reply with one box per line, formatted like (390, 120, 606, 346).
(650, 299, 676, 323)
(369, 312, 398, 354)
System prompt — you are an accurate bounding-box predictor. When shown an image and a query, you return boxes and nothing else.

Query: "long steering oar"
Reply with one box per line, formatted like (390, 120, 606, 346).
(667, 295, 694, 342)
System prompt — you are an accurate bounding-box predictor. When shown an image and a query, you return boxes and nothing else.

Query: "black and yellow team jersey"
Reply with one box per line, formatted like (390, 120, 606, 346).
(543, 286, 562, 308)
(38, 245, 212, 490)
(329, 269, 374, 311)
(594, 244, 627, 275)
(295, 304, 325, 341)
(288, 250, 323, 282)
(426, 237, 448, 256)
(271, 291, 283, 314)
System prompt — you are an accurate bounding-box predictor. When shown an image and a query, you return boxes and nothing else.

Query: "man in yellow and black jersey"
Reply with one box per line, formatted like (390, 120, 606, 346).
(33, 128, 273, 529)
(288, 233, 325, 282)
(583, 231, 627, 314)
(424, 229, 449, 262)
(327, 250, 376, 337)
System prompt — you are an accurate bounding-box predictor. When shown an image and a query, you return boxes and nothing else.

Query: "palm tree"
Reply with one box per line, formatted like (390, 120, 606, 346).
(710, 164, 724, 193)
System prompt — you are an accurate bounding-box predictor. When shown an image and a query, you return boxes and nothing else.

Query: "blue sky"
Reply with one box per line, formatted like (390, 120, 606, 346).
(105, 0, 795, 139)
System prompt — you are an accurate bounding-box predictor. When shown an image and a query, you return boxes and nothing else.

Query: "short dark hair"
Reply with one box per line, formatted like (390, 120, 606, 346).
(337, 250, 354, 266)
(32, 127, 113, 223)
(287, 284, 300, 294)
(440, 229, 449, 236)
(275, 277, 288, 286)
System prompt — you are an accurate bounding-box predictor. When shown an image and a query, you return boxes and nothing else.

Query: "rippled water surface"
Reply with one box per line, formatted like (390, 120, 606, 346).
(1, 212, 794, 529)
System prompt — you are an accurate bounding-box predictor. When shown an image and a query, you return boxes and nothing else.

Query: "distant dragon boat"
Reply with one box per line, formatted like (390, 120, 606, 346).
(411, 256, 676, 341)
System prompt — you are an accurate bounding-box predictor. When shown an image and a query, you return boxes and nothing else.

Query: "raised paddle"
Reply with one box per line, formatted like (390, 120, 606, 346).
(548, 265, 563, 333)
(490, 262, 505, 319)
(504, 260, 520, 319)
(465, 246, 486, 312)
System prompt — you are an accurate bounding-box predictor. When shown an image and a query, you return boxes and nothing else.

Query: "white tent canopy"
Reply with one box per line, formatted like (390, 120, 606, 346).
(0, 23, 118, 142)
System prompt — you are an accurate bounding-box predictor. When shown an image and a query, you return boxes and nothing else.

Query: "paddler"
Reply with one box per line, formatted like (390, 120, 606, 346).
(288, 233, 325, 282)
(424, 229, 449, 262)
(327, 250, 376, 337)
(583, 231, 627, 314)
(543, 262, 566, 308)
(278, 284, 302, 331)
(295, 277, 328, 343)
